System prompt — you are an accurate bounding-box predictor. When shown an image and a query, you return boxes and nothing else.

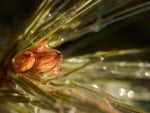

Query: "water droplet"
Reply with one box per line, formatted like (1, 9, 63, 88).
(12, 93, 19, 96)
(100, 56, 104, 61)
(119, 88, 126, 96)
(92, 84, 98, 89)
(61, 38, 64, 42)
(65, 80, 70, 84)
(68, 107, 76, 113)
(48, 13, 52, 17)
(145, 72, 150, 77)
(68, 58, 88, 63)
(127, 90, 134, 98)
(102, 66, 107, 70)
(30, 30, 34, 34)
(138, 62, 144, 67)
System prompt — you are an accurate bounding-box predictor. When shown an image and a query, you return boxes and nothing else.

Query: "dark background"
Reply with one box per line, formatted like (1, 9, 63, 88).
(0, 0, 149, 57)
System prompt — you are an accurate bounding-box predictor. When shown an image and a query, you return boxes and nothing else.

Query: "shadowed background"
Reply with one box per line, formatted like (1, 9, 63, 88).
(0, 0, 149, 57)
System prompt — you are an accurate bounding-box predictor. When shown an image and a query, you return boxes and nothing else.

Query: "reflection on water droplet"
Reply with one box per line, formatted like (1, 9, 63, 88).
(12, 93, 19, 96)
(65, 80, 70, 84)
(127, 90, 135, 98)
(67, 58, 88, 63)
(119, 62, 126, 66)
(61, 38, 64, 42)
(145, 72, 150, 77)
(100, 56, 104, 61)
(138, 63, 144, 67)
(68, 107, 76, 113)
(102, 66, 107, 70)
(119, 88, 126, 96)
(30, 30, 34, 34)
(92, 84, 98, 89)
(48, 13, 52, 17)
